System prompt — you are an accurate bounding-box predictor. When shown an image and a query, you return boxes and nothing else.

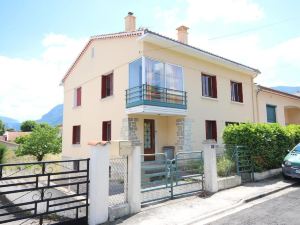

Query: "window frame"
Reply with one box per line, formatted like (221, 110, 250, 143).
(102, 121, 111, 141)
(74, 87, 82, 107)
(266, 104, 277, 123)
(101, 73, 113, 99)
(72, 125, 81, 145)
(230, 81, 243, 103)
(205, 120, 217, 141)
(201, 73, 217, 98)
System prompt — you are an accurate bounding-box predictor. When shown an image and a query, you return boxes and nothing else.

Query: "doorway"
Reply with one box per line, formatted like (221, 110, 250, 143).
(144, 119, 155, 161)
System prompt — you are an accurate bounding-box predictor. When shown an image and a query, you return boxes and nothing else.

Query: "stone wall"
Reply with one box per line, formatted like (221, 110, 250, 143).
(175, 118, 193, 152)
(120, 118, 141, 146)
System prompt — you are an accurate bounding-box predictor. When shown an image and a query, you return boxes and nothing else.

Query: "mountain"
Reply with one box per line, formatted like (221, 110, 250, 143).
(0, 116, 20, 130)
(37, 104, 63, 126)
(271, 86, 300, 95)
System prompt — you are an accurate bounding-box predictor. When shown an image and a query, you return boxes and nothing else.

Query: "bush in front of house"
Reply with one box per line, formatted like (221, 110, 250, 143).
(0, 144, 7, 163)
(217, 155, 236, 177)
(223, 123, 300, 172)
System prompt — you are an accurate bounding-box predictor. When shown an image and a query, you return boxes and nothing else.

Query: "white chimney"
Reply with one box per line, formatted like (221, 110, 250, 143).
(125, 12, 136, 32)
(176, 25, 189, 44)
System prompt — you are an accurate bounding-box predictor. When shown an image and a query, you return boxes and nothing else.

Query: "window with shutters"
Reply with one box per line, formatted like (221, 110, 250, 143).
(102, 121, 111, 141)
(72, 125, 81, 144)
(101, 73, 113, 98)
(266, 105, 277, 123)
(205, 120, 217, 141)
(74, 87, 81, 107)
(231, 81, 243, 103)
(202, 74, 217, 98)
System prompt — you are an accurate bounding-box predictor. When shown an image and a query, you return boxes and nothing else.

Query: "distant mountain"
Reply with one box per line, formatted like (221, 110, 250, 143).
(0, 116, 20, 131)
(271, 86, 300, 95)
(37, 104, 63, 126)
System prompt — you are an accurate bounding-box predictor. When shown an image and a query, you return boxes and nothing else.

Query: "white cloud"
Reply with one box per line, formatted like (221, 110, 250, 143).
(0, 34, 87, 121)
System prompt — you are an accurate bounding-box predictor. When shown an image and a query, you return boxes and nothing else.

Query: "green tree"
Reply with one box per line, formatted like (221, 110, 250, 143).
(20, 120, 37, 132)
(16, 124, 62, 161)
(0, 120, 5, 135)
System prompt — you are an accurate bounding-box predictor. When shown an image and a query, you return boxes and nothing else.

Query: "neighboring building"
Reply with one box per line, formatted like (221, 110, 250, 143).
(61, 12, 300, 159)
(255, 85, 300, 125)
(3, 131, 31, 142)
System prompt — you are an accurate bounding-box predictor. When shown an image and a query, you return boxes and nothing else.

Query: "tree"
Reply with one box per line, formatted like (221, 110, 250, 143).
(20, 120, 38, 132)
(0, 120, 5, 136)
(16, 124, 62, 161)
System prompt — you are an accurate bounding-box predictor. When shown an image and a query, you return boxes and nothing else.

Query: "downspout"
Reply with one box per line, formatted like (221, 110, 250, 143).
(251, 73, 259, 123)
(256, 85, 262, 123)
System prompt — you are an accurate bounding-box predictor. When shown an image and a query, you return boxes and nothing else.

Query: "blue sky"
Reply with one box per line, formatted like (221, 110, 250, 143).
(0, 0, 300, 121)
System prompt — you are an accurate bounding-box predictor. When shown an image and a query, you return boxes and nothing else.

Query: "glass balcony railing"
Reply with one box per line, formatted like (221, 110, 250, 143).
(126, 84, 187, 109)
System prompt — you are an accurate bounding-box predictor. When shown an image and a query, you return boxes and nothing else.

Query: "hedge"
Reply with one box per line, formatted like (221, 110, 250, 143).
(0, 144, 7, 164)
(223, 123, 300, 172)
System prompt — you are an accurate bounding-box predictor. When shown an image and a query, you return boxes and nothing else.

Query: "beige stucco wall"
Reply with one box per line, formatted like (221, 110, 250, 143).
(285, 108, 300, 125)
(256, 88, 300, 126)
(62, 36, 142, 159)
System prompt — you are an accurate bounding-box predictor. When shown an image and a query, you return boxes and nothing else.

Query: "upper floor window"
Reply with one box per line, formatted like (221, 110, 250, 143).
(102, 121, 111, 141)
(101, 73, 113, 98)
(202, 74, 217, 98)
(266, 105, 277, 123)
(129, 58, 142, 88)
(205, 120, 217, 141)
(231, 81, 243, 103)
(72, 125, 81, 144)
(225, 121, 240, 126)
(74, 87, 81, 107)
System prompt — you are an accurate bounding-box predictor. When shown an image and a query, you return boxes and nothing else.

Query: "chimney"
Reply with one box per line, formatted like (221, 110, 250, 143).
(125, 12, 136, 32)
(176, 25, 189, 44)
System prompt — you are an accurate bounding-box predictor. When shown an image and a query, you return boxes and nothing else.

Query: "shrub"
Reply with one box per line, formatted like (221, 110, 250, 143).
(217, 156, 235, 177)
(0, 144, 7, 163)
(223, 123, 300, 172)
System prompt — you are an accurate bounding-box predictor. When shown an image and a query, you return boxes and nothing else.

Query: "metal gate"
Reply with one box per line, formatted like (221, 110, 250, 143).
(0, 159, 89, 225)
(141, 151, 204, 205)
(235, 146, 254, 183)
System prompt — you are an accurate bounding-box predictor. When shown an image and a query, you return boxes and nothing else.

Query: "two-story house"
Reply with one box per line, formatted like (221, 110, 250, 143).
(61, 12, 299, 160)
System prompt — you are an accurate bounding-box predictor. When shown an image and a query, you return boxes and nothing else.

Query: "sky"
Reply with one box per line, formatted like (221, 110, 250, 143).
(0, 0, 300, 121)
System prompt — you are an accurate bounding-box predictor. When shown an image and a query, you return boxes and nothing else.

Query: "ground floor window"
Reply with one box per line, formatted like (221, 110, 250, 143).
(102, 121, 111, 141)
(205, 120, 217, 141)
(72, 125, 81, 144)
(266, 104, 277, 123)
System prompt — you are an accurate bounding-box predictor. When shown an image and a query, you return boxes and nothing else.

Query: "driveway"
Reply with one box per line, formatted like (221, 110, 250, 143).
(206, 183, 300, 225)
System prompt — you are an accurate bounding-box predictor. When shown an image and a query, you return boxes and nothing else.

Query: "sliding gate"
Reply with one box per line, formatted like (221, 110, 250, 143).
(141, 151, 204, 205)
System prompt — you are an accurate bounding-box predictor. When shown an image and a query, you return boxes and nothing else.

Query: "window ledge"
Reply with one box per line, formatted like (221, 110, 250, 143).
(73, 106, 82, 109)
(72, 144, 81, 147)
(231, 100, 244, 105)
(201, 96, 218, 101)
(100, 95, 114, 101)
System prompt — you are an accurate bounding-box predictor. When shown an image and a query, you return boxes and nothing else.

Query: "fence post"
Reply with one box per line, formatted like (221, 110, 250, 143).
(88, 141, 110, 225)
(203, 142, 218, 193)
(127, 146, 141, 214)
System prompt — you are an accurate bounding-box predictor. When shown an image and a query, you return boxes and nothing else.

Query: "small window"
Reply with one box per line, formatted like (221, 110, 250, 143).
(74, 87, 81, 107)
(102, 121, 111, 141)
(101, 73, 113, 98)
(225, 122, 240, 126)
(205, 120, 217, 141)
(266, 105, 277, 123)
(231, 81, 243, 103)
(202, 74, 217, 98)
(72, 125, 81, 144)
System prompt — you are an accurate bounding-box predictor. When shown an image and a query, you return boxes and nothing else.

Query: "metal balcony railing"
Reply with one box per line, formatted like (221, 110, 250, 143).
(126, 84, 187, 109)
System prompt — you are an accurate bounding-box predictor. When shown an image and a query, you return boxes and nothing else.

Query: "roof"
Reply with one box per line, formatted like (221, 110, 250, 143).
(61, 28, 260, 83)
(257, 85, 300, 101)
(4, 131, 31, 142)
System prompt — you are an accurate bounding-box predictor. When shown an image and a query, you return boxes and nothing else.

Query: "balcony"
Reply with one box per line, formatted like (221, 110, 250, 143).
(125, 84, 187, 115)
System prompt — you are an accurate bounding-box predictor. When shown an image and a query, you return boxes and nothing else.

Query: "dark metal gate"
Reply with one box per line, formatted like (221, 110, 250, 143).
(235, 146, 254, 183)
(0, 159, 89, 225)
(141, 151, 204, 205)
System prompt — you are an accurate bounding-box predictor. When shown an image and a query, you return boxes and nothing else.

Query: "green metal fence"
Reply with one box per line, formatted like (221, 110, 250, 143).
(141, 151, 204, 205)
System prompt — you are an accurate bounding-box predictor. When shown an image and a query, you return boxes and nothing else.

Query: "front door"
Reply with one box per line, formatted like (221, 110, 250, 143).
(144, 119, 155, 161)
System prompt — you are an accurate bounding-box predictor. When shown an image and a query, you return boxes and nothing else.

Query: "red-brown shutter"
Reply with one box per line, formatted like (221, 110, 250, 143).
(238, 83, 243, 103)
(101, 76, 106, 98)
(102, 122, 107, 141)
(205, 121, 209, 140)
(109, 74, 113, 96)
(107, 121, 111, 141)
(212, 76, 217, 98)
(77, 87, 81, 106)
(77, 126, 81, 144)
(72, 126, 76, 144)
(212, 121, 217, 141)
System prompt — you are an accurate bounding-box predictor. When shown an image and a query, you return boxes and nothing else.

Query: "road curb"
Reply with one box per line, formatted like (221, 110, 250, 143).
(184, 181, 296, 225)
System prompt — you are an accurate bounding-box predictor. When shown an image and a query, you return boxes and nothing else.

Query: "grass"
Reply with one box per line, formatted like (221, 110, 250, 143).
(217, 156, 236, 177)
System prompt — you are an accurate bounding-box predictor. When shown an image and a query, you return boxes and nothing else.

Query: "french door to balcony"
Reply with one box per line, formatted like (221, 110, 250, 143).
(144, 119, 155, 161)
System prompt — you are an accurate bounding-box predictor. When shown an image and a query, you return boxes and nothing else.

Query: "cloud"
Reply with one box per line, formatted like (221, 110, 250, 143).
(0, 34, 87, 121)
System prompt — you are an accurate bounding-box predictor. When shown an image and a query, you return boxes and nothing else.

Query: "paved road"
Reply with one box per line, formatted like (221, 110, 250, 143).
(207, 184, 300, 225)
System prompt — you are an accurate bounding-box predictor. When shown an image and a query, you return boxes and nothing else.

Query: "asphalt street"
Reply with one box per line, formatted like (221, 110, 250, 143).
(207, 184, 300, 225)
